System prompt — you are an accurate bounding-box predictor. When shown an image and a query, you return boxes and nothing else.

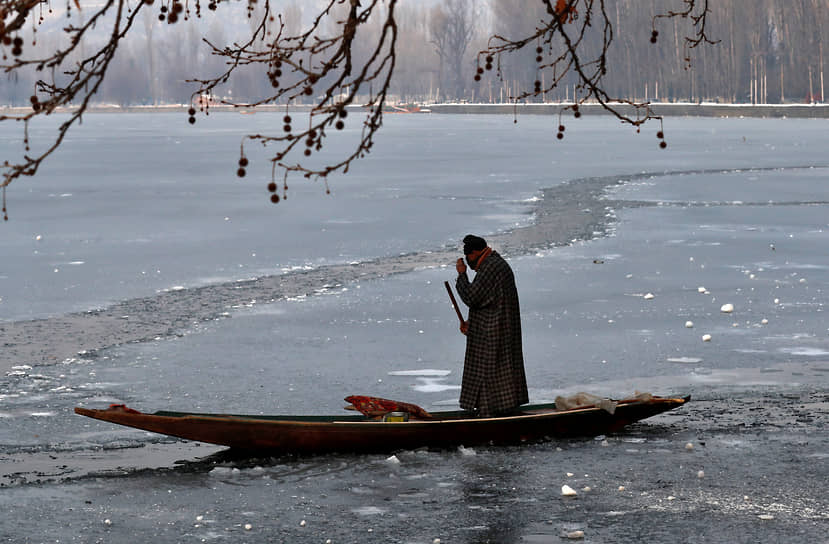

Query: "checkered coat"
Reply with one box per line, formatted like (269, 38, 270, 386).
(456, 251, 528, 416)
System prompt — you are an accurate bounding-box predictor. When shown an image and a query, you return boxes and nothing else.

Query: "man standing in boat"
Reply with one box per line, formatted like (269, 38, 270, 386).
(455, 235, 529, 417)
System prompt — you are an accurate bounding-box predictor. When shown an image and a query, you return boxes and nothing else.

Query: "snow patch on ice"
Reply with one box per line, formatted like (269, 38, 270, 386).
(388, 369, 452, 377)
(666, 357, 703, 364)
(413, 378, 461, 393)
(779, 347, 829, 357)
(352, 506, 387, 516)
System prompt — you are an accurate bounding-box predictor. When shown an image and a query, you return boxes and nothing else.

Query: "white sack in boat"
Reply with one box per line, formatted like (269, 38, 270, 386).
(555, 392, 618, 414)
(554, 391, 654, 414)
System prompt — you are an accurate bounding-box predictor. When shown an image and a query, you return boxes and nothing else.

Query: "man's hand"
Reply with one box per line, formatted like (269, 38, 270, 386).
(456, 258, 467, 275)
(459, 320, 469, 335)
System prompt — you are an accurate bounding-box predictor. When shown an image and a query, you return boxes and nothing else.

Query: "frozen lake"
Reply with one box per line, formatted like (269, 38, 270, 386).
(1, 113, 828, 542)
(3, 112, 827, 321)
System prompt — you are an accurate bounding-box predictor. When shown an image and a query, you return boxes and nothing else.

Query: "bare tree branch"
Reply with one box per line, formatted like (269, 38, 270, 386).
(1, 0, 716, 219)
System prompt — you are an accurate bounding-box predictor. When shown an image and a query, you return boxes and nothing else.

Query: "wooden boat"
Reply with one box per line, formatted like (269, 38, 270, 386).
(74, 394, 689, 455)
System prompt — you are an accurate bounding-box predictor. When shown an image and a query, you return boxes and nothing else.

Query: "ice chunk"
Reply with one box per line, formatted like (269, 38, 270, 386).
(720, 303, 734, 313)
(388, 369, 451, 377)
(667, 357, 702, 364)
(458, 445, 476, 456)
(561, 485, 578, 496)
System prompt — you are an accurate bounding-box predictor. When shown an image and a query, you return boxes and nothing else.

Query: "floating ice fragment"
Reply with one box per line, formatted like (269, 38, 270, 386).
(799, 278, 807, 283)
(196, 515, 204, 521)
(209, 467, 240, 477)
(103, 519, 112, 526)
(697, 470, 705, 478)
(561, 485, 577, 496)
(386, 455, 401, 465)
(354, 507, 387, 516)
(458, 445, 476, 456)
(697, 286, 706, 293)
(643, 293, 655, 300)
(566, 472, 574, 477)
(433, 539, 441, 544)
(761, 318, 769, 325)
(582, 486, 591, 492)
(564, 530, 585, 540)
(244, 523, 252, 530)
(667, 357, 702, 364)
(667, 496, 676, 501)
(757, 514, 774, 520)
(300, 520, 306, 527)
(35, 235, 42, 241)
(702, 334, 712, 342)
(618, 486, 626, 491)
(388, 369, 451, 377)
(685, 321, 694, 328)
(685, 442, 694, 451)
(774, 298, 780, 304)
(720, 303, 734, 313)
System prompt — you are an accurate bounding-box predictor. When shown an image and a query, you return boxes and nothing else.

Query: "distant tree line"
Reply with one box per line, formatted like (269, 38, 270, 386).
(2, 0, 825, 107)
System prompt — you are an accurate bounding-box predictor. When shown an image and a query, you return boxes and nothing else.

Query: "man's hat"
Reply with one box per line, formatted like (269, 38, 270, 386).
(463, 235, 487, 255)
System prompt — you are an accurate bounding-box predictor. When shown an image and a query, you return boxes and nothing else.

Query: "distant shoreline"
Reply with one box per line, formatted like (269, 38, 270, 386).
(428, 102, 829, 119)
(2, 102, 828, 118)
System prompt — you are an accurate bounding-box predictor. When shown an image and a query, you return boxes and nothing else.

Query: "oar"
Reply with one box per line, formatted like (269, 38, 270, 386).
(444, 281, 464, 325)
